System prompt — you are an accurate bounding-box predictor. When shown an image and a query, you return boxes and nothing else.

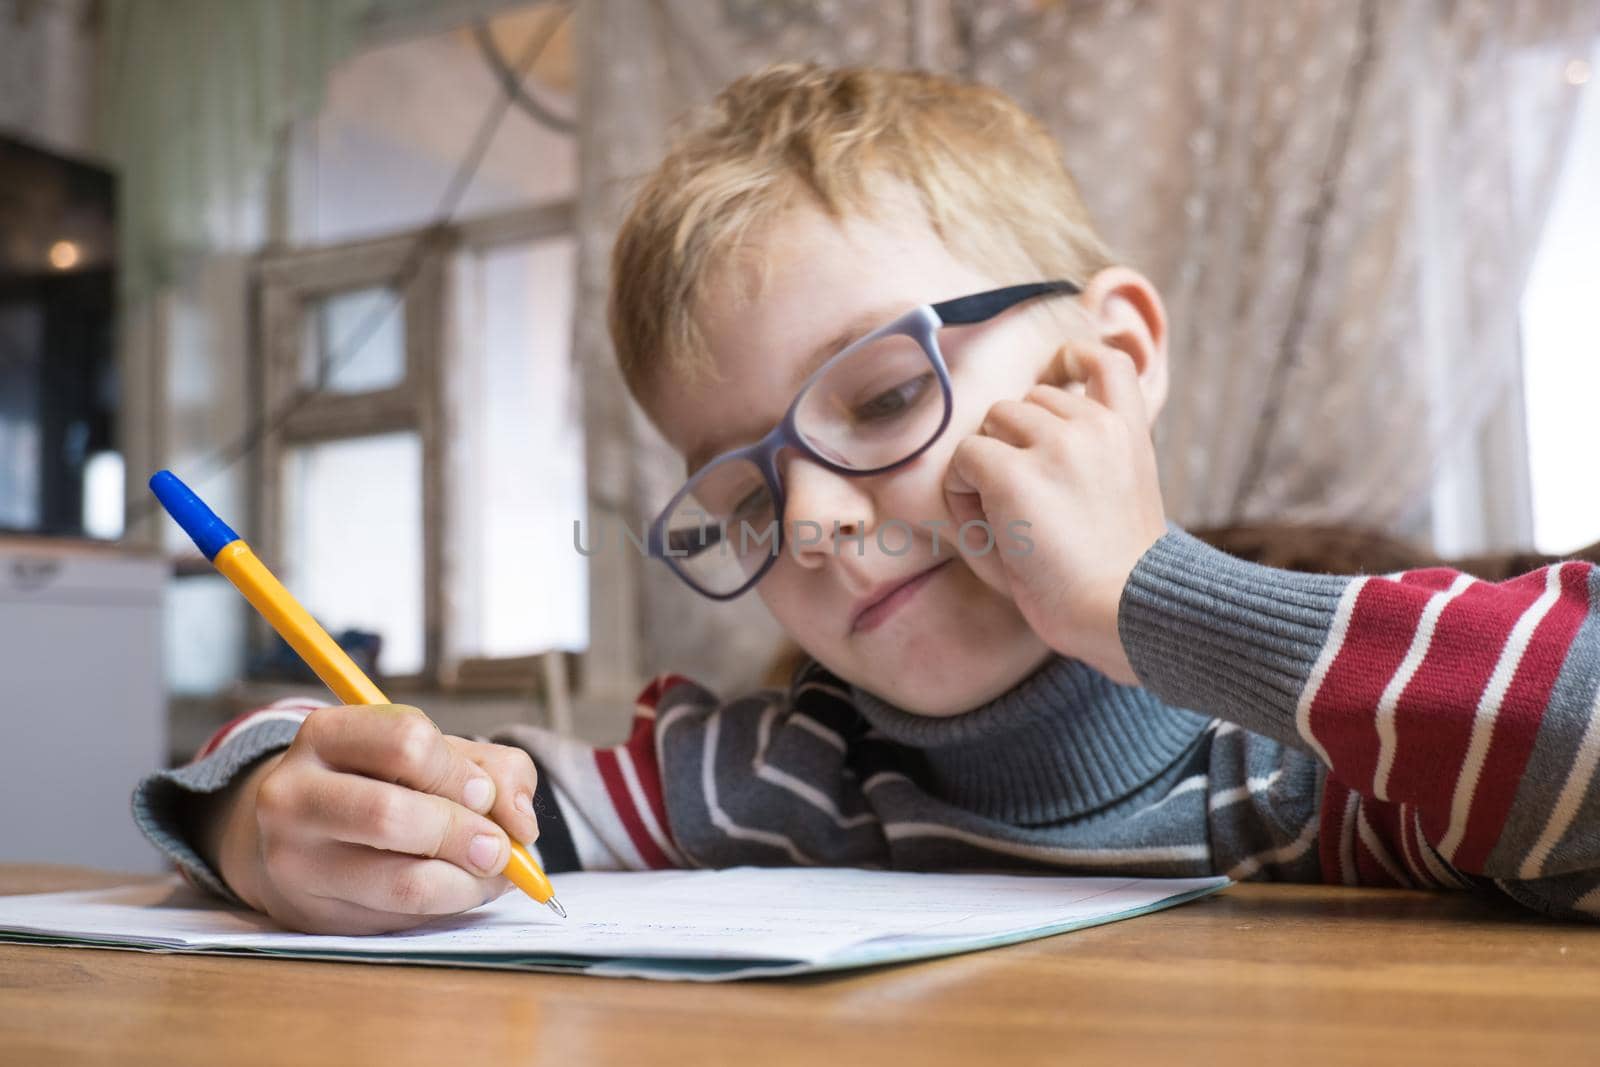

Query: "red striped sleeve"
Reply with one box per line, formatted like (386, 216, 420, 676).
(1318, 777, 1357, 885)
(1306, 577, 1434, 794)
(1447, 564, 1590, 870)
(593, 747, 675, 868)
(1393, 801, 1429, 887)
(1352, 800, 1410, 888)
(1387, 573, 1548, 834)
(1308, 562, 1593, 887)
(582, 674, 696, 870)
(197, 709, 268, 759)
(624, 700, 675, 845)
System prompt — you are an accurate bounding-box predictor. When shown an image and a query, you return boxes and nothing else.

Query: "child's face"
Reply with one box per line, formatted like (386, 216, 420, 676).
(649, 193, 1160, 715)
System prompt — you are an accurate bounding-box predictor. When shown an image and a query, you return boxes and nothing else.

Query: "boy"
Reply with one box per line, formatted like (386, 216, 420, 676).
(136, 64, 1600, 933)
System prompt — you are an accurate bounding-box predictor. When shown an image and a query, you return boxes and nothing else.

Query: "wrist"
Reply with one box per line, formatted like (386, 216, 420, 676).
(1102, 527, 1166, 686)
(1039, 576, 1139, 686)
(1084, 586, 1140, 686)
(196, 753, 281, 913)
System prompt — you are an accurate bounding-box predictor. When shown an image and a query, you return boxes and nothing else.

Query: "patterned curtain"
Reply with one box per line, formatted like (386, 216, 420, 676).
(98, 0, 372, 301)
(959, 0, 1599, 534)
(574, 0, 1600, 695)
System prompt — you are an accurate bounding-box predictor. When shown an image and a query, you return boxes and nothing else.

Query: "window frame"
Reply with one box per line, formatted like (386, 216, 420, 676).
(254, 199, 576, 689)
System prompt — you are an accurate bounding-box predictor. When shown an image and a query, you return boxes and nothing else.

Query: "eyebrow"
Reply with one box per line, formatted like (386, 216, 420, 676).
(685, 305, 907, 474)
(788, 308, 902, 392)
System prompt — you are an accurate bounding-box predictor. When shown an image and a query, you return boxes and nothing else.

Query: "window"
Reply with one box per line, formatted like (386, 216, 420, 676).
(284, 432, 426, 674)
(258, 229, 447, 682)
(449, 231, 586, 661)
(301, 286, 406, 394)
(1521, 56, 1600, 555)
(251, 7, 582, 688)
(256, 202, 583, 684)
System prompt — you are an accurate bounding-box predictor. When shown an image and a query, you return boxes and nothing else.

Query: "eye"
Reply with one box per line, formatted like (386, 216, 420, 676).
(730, 487, 773, 523)
(667, 523, 722, 559)
(851, 372, 935, 423)
(668, 487, 772, 560)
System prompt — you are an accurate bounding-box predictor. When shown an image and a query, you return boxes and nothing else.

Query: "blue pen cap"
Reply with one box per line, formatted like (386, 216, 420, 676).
(149, 470, 240, 560)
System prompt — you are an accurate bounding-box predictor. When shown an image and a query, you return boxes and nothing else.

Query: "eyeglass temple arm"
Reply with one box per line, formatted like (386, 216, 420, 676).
(930, 280, 1081, 325)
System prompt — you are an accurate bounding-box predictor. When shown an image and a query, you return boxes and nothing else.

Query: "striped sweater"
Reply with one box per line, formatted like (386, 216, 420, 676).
(133, 528, 1600, 921)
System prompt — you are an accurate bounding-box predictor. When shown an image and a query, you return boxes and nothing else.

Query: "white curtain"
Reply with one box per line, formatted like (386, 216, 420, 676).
(99, 0, 375, 301)
(574, 0, 1600, 693)
(960, 0, 1599, 536)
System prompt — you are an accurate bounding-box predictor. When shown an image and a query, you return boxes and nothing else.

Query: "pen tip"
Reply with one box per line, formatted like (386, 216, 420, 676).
(546, 896, 567, 919)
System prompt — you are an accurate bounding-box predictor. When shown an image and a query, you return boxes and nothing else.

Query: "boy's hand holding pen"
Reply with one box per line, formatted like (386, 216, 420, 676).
(197, 706, 542, 935)
(152, 471, 562, 935)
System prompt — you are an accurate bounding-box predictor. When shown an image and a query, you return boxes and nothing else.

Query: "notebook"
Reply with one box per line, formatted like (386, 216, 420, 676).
(0, 867, 1229, 981)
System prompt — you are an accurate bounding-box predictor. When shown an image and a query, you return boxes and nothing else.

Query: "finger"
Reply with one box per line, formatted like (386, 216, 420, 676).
(307, 842, 505, 918)
(944, 459, 978, 497)
(940, 487, 1010, 595)
(982, 397, 1066, 448)
(294, 900, 452, 936)
(944, 487, 986, 531)
(1038, 343, 1086, 389)
(1022, 382, 1100, 421)
(293, 768, 511, 877)
(449, 738, 540, 846)
(300, 705, 497, 815)
(1077, 347, 1147, 425)
(268, 894, 413, 936)
(943, 433, 1017, 497)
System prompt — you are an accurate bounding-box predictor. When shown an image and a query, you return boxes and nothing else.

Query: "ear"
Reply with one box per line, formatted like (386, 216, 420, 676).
(1077, 267, 1169, 424)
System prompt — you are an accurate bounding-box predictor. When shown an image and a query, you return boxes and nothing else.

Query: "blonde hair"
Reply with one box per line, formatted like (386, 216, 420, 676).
(608, 63, 1117, 407)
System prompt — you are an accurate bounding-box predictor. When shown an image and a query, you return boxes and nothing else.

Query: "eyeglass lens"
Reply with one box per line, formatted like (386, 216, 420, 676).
(662, 327, 945, 596)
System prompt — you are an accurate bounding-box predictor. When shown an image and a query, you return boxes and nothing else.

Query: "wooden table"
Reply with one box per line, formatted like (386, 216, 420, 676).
(3, 866, 1599, 1065)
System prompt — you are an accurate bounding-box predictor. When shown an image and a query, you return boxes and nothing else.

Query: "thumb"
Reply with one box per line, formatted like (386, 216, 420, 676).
(945, 485, 986, 530)
(943, 456, 978, 497)
(941, 435, 1014, 597)
(942, 432, 1010, 498)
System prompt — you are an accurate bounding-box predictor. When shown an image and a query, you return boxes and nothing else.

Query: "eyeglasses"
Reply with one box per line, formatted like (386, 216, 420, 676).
(645, 280, 1082, 600)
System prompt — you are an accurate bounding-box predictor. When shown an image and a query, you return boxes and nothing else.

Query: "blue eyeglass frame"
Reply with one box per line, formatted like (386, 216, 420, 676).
(645, 279, 1083, 600)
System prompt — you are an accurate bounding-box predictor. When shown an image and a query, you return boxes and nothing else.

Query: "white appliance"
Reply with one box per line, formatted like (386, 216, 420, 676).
(0, 539, 167, 871)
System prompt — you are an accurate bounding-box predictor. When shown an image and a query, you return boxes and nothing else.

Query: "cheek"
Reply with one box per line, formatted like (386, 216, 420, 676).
(755, 559, 834, 647)
(945, 331, 1060, 425)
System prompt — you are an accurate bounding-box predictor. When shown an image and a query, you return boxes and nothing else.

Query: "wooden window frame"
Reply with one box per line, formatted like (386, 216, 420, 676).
(254, 200, 576, 690)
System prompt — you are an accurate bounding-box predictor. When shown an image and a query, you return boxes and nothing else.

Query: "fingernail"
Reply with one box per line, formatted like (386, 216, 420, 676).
(469, 834, 503, 873)
(515, 791, 534, 819)
(464, 776, 493, 812)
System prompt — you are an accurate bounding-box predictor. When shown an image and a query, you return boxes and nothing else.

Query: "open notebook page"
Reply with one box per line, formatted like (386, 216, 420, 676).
(0, 868, 1230, 981)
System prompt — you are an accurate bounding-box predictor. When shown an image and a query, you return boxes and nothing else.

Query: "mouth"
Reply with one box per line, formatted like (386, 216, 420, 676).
(850, 560, 953, 635)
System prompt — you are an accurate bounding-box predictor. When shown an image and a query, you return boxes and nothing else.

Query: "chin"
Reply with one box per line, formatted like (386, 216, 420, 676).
(879, 644, 1049, 716)
(826, 615, 1050, 717)
(768, 562, 1050, 716)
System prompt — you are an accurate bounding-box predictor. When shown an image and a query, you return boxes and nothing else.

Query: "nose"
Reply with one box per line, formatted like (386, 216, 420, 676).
(779, 450, 878, 572)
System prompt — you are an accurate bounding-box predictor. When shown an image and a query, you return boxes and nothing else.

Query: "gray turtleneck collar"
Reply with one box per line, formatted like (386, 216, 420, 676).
(848, 654, 1209, 826)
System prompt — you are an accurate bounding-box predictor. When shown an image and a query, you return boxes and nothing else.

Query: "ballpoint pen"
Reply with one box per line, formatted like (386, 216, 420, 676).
(149, 469, 565, 918)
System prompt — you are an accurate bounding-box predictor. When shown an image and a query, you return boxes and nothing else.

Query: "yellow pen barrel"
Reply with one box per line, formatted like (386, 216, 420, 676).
(214, 539, 556, 907)
(213, 538, 556, 907)
(504, 842, 556, 903)
(212, 541, 388, 707)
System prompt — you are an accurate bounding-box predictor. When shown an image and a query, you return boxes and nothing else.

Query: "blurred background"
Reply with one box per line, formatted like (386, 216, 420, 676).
(0, 0, 1596, 868)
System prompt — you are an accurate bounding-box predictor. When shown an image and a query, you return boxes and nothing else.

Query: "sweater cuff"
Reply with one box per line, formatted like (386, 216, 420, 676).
(1116, 527, 1352, 750)
(130, 718, 302, 904)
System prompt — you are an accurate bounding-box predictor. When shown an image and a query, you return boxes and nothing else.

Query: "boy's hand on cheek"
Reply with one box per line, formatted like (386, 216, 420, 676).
(943, 345, 1166, 685)
(209, 705, 540, 934)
